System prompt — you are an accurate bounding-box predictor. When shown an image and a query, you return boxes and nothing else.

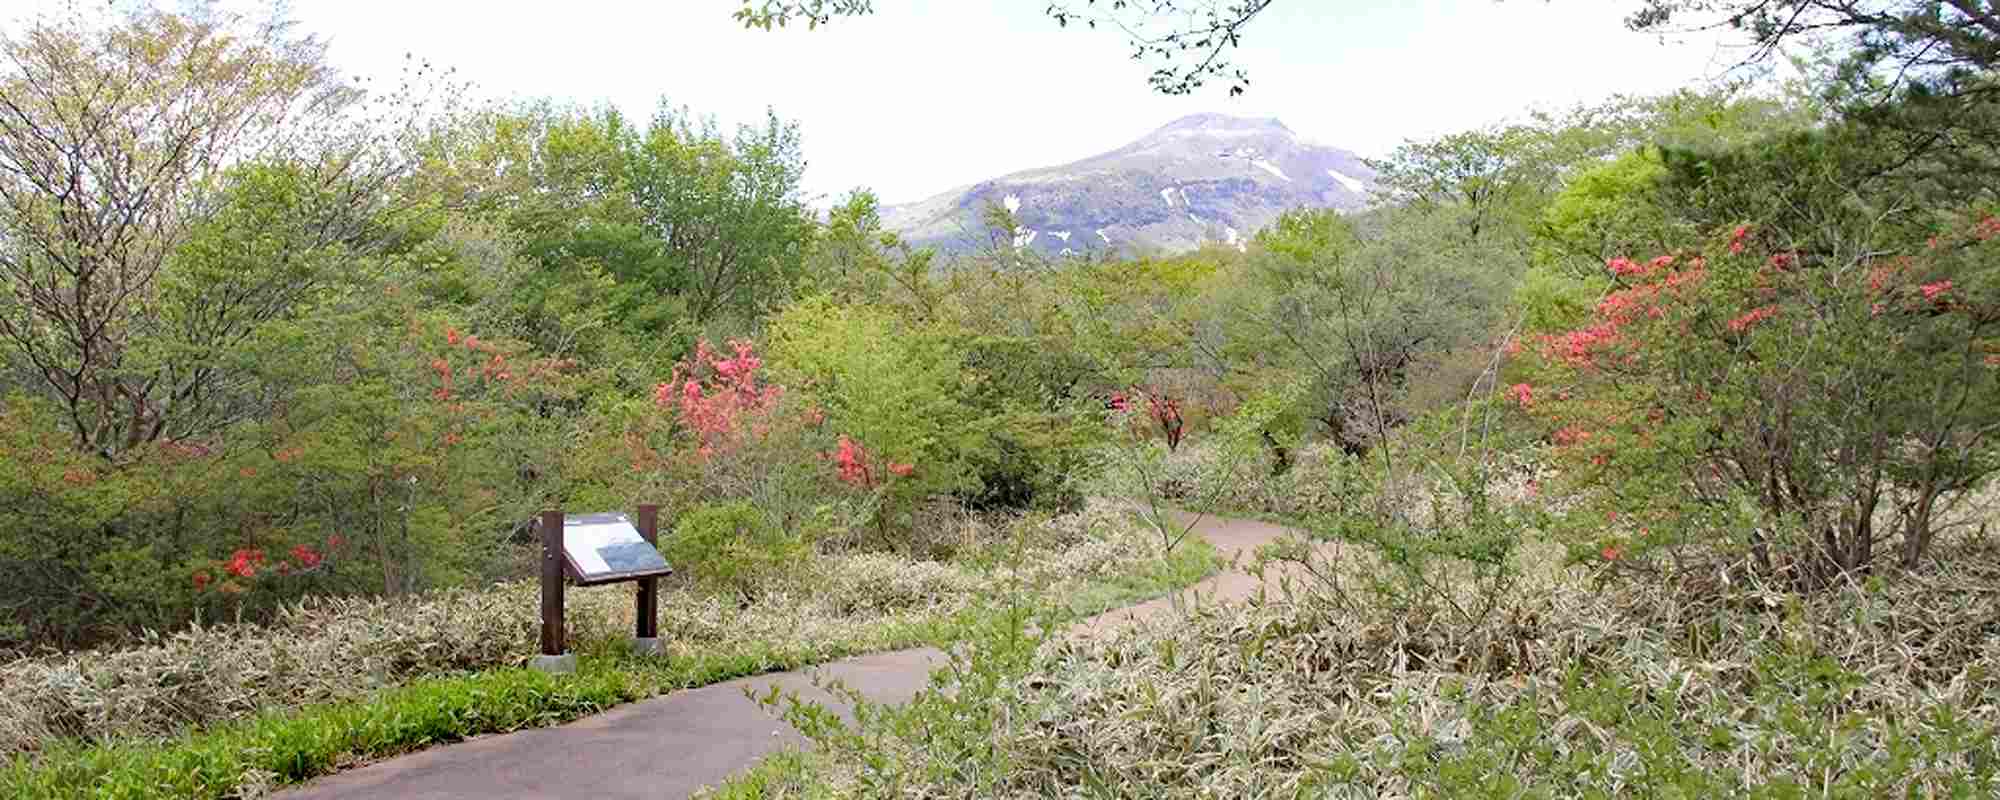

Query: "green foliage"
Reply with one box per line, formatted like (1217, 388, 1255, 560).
(666, 502, 812, 602)
(766, 299, 984, 540)
(945, 331, 1105, 512)
(1533, 146, 1677, 274)
(1512, 263, 1605, 334)
(434, 102, 813, 335)
(631, 105, 815, 323)
(1243, 207, 1513, 451)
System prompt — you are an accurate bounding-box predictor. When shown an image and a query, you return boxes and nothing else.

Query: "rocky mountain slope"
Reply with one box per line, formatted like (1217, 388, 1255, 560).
(883, 113, 1375, 256)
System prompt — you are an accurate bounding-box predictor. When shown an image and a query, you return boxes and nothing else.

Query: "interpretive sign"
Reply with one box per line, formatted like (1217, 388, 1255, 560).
(537, 506, 671, 663)
(560, 512, 673, 585)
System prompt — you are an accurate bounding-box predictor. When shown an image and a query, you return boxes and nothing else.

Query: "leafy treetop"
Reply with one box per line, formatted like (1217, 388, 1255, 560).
(733, 0, 1279, 95)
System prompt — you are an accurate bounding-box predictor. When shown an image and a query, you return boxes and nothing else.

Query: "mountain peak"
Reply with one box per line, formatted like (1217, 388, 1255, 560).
(884, 113, 1373, 256)
(1147, 113, 1293, 139)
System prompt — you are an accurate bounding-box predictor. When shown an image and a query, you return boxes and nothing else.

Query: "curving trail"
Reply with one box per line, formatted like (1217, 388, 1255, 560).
(276, 511, 1299, 800)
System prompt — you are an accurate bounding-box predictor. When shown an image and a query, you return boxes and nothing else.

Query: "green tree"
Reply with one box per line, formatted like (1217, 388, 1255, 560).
(765, 299, 984, 544)
(1368, 126, 1558, 246)
(1241, 208, 1514, 453)
(1533, 147, 1679, 274)
(1629, 1, 2000, 199)
(632, 105, 815, 323)
(0, 3, 438, 457)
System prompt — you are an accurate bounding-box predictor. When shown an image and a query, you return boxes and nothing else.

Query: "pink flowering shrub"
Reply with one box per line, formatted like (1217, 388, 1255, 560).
(617, 328, 939, 552)
(1516, 216, 2000, 589)
(603, 338, 843, 545)
(652, 339, 786, 461)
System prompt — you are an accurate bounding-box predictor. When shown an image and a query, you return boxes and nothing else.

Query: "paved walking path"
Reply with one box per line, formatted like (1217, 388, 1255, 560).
(277, 511, 1298, 800)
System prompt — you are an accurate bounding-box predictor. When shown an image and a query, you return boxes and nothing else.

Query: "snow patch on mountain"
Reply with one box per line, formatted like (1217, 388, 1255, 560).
(1051, 230, 1071, 242)
(1328, 170, 1365, 194)
(1160, 187, 1177, 207)
(1252, 160, 1290, 181)
(1096, 228, 1111, 244)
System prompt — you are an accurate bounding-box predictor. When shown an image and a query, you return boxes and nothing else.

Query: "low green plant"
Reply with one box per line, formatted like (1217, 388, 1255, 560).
(718, 537, 2000, 798)
(667, 501, 814, 602)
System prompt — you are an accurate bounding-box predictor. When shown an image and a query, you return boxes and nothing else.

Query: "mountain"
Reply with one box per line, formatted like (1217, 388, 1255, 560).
(882, 113, 1375, 256)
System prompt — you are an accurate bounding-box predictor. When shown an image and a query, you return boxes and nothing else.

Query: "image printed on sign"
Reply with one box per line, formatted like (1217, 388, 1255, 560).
(562, 513, 671, 582)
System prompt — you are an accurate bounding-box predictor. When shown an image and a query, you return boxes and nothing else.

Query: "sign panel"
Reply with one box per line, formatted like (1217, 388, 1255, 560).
(562, 512, 672, 584)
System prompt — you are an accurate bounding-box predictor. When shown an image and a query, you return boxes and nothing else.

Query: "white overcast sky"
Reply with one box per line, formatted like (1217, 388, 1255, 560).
(22, 1, 1758, 205)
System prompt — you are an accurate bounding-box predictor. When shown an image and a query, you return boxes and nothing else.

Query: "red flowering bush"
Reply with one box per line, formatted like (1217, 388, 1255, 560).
(608, 337, 843, 546)
(653, 339, 786, 461)
(1517, 214, 2000, 589)
(148, 310, 585, 621)
(1146, 391, 1187, 452)
(619, 334, 929, 555)
(826, 435, 915, 488)
(188, 538, 344, 609)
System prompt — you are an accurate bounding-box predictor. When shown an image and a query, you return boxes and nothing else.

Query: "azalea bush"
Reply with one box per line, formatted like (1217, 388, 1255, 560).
(599, 337, 848, 545)
(0, 304, 577, 649)
(1518, 214, 2000, 588)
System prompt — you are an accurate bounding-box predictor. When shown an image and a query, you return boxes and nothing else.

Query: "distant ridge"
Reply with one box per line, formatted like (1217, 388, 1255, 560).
(883, 114, 1374, 256)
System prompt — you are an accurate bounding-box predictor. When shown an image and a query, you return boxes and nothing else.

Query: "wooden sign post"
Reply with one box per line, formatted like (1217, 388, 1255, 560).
(633, 505, 663, 655)
(532, 505, 674, 674)
(535, 509, 572, 673)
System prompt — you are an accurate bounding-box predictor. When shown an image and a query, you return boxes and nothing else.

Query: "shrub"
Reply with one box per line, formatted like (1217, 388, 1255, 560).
(664, 501, 812, 602)
(0, 304, 579, 650)
(765, 299, 986, 546)
(1519, 215, 2000, 589)
(598, 338, 847, 542)
(946, 333, 1108, 514)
